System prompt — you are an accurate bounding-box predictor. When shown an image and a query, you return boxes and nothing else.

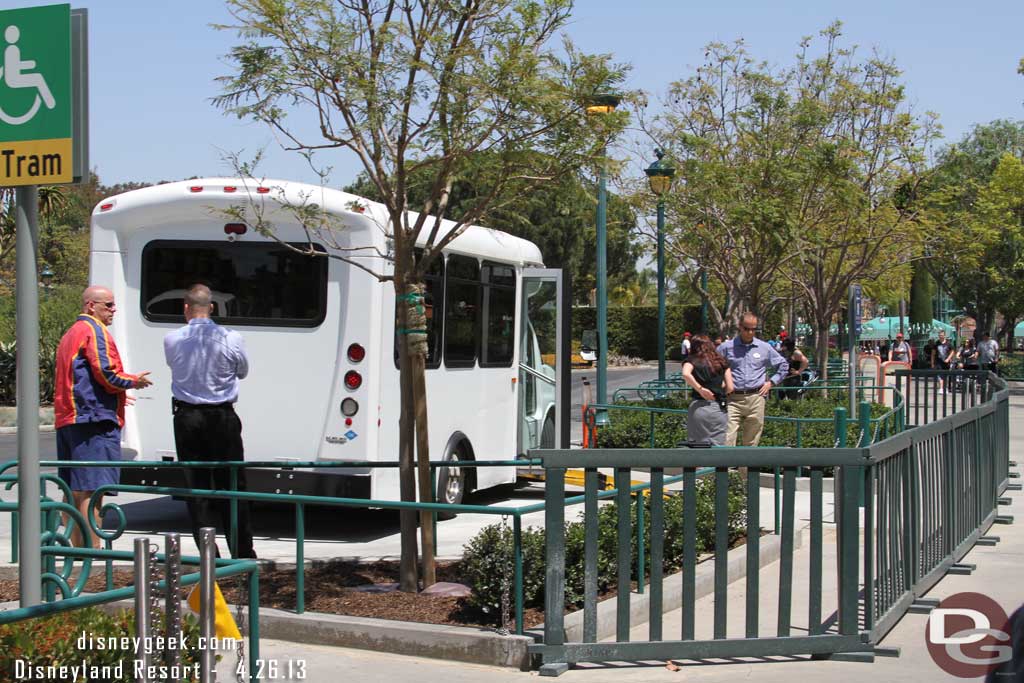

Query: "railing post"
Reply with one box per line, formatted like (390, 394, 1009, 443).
(858, 401, 872, 507)
(296, 503, 305, 614)
(513, 515, 524, 635)
(838, 466, 862, 635)
(165, 533, 182, 673)
(540, 466, 567, 676)
(199, 527, 216, 683)
(636, 494, 645, 595)
(834, 407, 848, 448)
(134, 538, 152, 683)
(230, 467, 239, 558)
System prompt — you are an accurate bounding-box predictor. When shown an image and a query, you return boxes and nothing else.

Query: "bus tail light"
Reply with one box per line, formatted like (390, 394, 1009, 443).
(347, 343, 365, 362)
(344, 371, 362, 390)
(341, 398, 358, 416)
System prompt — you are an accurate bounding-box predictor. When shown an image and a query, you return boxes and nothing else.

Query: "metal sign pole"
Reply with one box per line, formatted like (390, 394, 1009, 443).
(16, 186, 41, 607)
(848, 285, 861, 417)
(199, 527, 217, 682)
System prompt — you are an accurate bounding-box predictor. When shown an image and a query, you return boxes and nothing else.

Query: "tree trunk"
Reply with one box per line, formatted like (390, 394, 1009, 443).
(408, 282, 436, 587)
(395, 272, 420, 593)
(815, 321, 831, 383)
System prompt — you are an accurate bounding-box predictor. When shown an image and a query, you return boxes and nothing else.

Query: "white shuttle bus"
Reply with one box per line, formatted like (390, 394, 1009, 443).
(90, 178, 565, 503)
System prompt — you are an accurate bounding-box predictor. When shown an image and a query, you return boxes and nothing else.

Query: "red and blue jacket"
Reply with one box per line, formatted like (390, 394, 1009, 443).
(54, 315, 139, 429)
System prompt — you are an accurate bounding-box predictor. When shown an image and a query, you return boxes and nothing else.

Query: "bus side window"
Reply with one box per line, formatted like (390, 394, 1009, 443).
(444, 255, 480, 368)
(479, 262, 516, 367)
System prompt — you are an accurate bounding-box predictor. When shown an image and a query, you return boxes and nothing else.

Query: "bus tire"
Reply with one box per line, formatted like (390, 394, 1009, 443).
(437, 442, 468, 519)
(540, 412, 556, 449)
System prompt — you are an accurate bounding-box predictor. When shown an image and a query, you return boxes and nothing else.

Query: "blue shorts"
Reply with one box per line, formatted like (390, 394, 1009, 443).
(57, 422, 122, 492)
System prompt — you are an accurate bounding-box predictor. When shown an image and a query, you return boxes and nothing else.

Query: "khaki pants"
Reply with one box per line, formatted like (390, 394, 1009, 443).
(726, 392, 766, 447)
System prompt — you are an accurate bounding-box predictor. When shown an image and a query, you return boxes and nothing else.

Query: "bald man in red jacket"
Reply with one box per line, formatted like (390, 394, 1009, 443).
(54, 286, 152, 547)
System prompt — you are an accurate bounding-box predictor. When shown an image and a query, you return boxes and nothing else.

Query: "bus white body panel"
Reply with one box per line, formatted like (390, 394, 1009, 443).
(89, 178, 551, 501)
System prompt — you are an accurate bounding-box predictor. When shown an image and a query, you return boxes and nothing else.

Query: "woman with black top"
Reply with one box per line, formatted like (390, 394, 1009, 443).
(681, 334, 734, 445)
(779, 338, 809, 399)
(960, 338, 979, 370)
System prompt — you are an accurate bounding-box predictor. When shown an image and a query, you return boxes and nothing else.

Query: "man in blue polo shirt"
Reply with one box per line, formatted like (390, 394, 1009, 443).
(164, 283, 255, 558)
(717, 312, 788, 447)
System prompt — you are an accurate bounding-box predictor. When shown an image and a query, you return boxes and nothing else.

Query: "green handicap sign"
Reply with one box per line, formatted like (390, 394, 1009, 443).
(0, 3, 72, 185)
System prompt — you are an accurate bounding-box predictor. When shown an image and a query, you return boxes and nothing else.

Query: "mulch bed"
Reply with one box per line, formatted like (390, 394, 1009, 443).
(1, 535, 759, 631)
(0, 560, 538, 629)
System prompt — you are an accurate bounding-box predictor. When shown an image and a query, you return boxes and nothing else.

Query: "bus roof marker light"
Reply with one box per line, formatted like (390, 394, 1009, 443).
(224, 186, 237, 193)
(256, 186, 271, 194)
(189, 186, 203, 193)
(224, 223, 247, 236)
(99, 202, 115, 212)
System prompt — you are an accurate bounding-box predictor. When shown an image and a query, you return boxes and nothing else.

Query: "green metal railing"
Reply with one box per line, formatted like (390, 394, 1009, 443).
(0, 500, 262, 680)
(531, 370, 1012, 673)
(3, 457, 715, 637)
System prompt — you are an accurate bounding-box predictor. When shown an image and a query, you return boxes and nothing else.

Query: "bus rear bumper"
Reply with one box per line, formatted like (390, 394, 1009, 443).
(118, 466, 372, 499)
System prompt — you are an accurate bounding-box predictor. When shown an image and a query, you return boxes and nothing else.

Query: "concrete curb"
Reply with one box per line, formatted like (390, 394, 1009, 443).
(758, 471, 834, 493)
(0, 424, 55, 434)
(0, 530, 796, 669)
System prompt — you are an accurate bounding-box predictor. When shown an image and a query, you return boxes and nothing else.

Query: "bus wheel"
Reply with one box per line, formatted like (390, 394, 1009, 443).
(540, 413, 556, 449)
(437, 445, 467, 519)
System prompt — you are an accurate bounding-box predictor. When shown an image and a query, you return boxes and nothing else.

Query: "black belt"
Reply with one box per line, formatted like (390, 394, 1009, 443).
(730, 388, 762, 396)
(172, 398, 234, 409)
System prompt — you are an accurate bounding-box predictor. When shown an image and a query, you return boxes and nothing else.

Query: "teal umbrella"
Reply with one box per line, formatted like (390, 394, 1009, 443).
(857, 317, 954, 340)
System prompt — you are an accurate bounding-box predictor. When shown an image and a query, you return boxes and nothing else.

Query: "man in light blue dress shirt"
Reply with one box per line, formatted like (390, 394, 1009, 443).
(717, 312, 788, 447)
(164, 283, 254, 558)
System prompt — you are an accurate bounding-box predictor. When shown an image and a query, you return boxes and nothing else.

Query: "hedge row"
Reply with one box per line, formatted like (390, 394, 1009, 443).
(596, 393, 889, 450)
(572, 305, 704, 360)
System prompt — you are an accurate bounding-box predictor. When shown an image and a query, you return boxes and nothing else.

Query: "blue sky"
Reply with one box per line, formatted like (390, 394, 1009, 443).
(6, 0, 1023, 187)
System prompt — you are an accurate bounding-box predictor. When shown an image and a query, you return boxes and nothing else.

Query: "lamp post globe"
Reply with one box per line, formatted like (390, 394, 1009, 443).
(585, 92, 621, 421)
(644, 149, 676, 381)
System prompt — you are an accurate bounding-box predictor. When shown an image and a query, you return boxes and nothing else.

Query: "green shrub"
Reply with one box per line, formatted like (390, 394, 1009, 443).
(597, 394, 889, 450)
(573, 305, 704, 359)
(0, 606, 204, 682)
(462, 472, 746, 620)
(0, 285, 81, 405)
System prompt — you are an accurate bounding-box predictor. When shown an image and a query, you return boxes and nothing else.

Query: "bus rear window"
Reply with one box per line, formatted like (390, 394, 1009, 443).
(141, 240, 328, 327)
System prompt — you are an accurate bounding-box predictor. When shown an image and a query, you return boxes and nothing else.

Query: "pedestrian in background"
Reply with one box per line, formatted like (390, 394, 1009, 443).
(889, 333, 911, 363)
(718, 312, 788, 447)
(54, 286, 152, 547)
(778, 338, 809, 399)
(681, 334, 733, 445)
(164, 283, 255, 559)
(978, 332, 999, 374)
(960, 337, 979, 371)
(680, 331, 691, 362)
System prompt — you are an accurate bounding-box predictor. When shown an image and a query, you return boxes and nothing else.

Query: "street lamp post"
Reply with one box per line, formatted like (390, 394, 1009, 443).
(645, 149, 676, 381)
(586, 93, 620, 419)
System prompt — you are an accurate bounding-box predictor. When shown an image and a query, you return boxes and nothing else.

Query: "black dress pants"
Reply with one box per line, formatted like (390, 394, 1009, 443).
(172, 401, 255, 558)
